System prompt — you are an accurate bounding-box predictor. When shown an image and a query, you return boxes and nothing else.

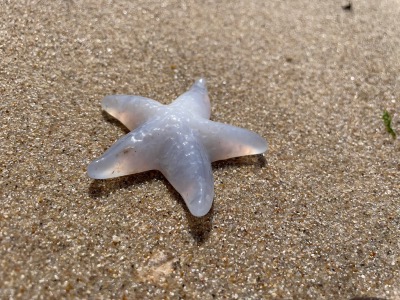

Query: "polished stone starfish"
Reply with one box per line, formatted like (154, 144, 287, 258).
(88, 78, 267, 217)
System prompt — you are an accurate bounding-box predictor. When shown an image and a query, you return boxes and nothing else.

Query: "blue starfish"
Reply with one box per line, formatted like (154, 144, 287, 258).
(88, 78, 267, 217)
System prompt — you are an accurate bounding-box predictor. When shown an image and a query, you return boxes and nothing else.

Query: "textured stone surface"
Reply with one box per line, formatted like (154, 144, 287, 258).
(1, 0, 399, 299)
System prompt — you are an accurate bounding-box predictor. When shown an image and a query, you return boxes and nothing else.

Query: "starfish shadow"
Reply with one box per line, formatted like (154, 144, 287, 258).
(163, 181, 214, 244)
(102, 111, 130, 133)
(213, 153, 266, 170)
(88, 172, 214, 244)
(88, 170, 163, 199)
(186, 210, 214, 244)
(88, 153, 266, 243)
(88, 173, 214, 243)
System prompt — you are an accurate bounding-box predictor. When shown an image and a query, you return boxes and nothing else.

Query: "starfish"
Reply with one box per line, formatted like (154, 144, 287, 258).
(88, 78, 267, 217)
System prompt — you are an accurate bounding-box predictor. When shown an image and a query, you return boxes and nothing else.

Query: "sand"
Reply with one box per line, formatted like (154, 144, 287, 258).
(1, 0, 399, 299)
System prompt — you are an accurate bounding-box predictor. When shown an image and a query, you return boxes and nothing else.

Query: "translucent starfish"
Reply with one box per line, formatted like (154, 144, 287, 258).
(88, 78, 267, 217)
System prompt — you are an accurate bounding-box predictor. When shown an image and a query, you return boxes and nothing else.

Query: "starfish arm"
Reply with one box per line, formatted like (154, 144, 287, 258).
(87, 124, 160, 179)
(102, 95, 163, 130)
(194, 119, 268, 162)
(158, 130, 214, 217)
(170, 78, 211, 119)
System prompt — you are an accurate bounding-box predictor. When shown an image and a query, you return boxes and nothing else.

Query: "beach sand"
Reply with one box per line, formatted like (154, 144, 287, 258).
(1, 0, 399, 298)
